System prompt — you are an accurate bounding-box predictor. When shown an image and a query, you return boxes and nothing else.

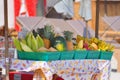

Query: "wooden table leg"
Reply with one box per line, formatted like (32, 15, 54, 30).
(33, 69, 46, 80)
(114, 49, 120, 72)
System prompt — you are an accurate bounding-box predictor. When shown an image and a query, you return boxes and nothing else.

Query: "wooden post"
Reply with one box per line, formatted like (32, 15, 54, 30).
(104, 0, 108, 15)
(4, 0, 9, 80)
(95, 0, 100, 38)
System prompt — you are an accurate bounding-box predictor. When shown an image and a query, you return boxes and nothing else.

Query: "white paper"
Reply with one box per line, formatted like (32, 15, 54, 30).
(14, 74, 21, 80)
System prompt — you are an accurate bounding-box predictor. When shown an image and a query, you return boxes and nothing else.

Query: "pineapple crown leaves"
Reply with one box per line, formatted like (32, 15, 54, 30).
(43, 24, 54, 39)
(49, 32, 55, 40)
(37, 28, 44, 38)
(44, 24, 53, 32)
(63, 31, 73, 41)
(32, 30, 38, 38)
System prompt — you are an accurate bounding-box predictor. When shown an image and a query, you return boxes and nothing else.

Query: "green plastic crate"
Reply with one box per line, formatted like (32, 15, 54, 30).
(87, 50, 100, 59)
(74, 50, 88, 59)
(100, 51, 113, 60)
(17, 50, 60, 61)
(60, 50, 74, 60)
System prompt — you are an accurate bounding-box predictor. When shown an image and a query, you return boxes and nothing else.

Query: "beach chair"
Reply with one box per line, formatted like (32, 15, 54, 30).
(66, 20, 95, 38)
(102, 16, 120, 36)
(16, 17, 79, 38)
(102, 16, 120, 47)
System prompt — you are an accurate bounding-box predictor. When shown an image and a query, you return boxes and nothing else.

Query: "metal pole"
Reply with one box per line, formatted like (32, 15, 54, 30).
(85, 21, 88, 38)
(95, 0, 100, 38)
(4, 0, 9, 80)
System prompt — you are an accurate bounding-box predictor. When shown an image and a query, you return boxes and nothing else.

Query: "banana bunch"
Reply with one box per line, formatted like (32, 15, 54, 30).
(12, 32, 44, 52)
(89, 37, 99, 44)
(105, 43, 114, 51)
(76, 35, 84, 43)
(77, 40, 84, 49)
(90, 43, 98, 50)
(75, 35, 85, 50)
(97, 40, 114, 51)
(75, 36, 114, 51)
(12, 37, 22, 51)
(74, 40, 84, 50)
(97, 41, 106, 51)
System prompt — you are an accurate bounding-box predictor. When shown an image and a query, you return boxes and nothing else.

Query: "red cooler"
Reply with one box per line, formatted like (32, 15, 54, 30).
(9, 71, 33, 80)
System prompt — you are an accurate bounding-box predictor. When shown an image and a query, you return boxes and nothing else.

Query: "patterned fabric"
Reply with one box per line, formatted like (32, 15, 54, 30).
(48, 60, 110, 80)
(0, 59, 111, 80)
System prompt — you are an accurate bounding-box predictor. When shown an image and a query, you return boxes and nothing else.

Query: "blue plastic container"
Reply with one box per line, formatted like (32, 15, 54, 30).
(87, 50, 100, 59)
(17, 50, 60, 61)
(74, 50, 88, 59)
(60, 50, 74, 60)
(100, 51, 113, 60)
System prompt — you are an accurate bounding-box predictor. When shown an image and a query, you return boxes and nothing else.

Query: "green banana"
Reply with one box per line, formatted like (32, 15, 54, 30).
(25, 33, 29, 41)
(20, 39, 26, 45)
(12, 37, 22, 51)
(31, 33, 38, 51)
(20, 42, 33, 52)
(36, 34, 44, 49)
(26, 32, 32, 49)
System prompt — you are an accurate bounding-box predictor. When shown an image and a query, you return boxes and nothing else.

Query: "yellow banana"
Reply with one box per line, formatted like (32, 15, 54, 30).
(91, 43, 98, 50)
(76, 35, 84, 43)
(20, 39, 26, 45)
(78, 40, 83, 49)
(107, 44, 114, 51)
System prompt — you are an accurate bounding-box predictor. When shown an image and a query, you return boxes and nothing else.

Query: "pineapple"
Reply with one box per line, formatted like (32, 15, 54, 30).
(43, 24, 54, 49)
(63, 31, 73, 50)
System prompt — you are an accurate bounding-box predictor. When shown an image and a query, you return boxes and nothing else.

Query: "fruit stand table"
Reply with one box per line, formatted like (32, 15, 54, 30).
(0, 58, 111, 80)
